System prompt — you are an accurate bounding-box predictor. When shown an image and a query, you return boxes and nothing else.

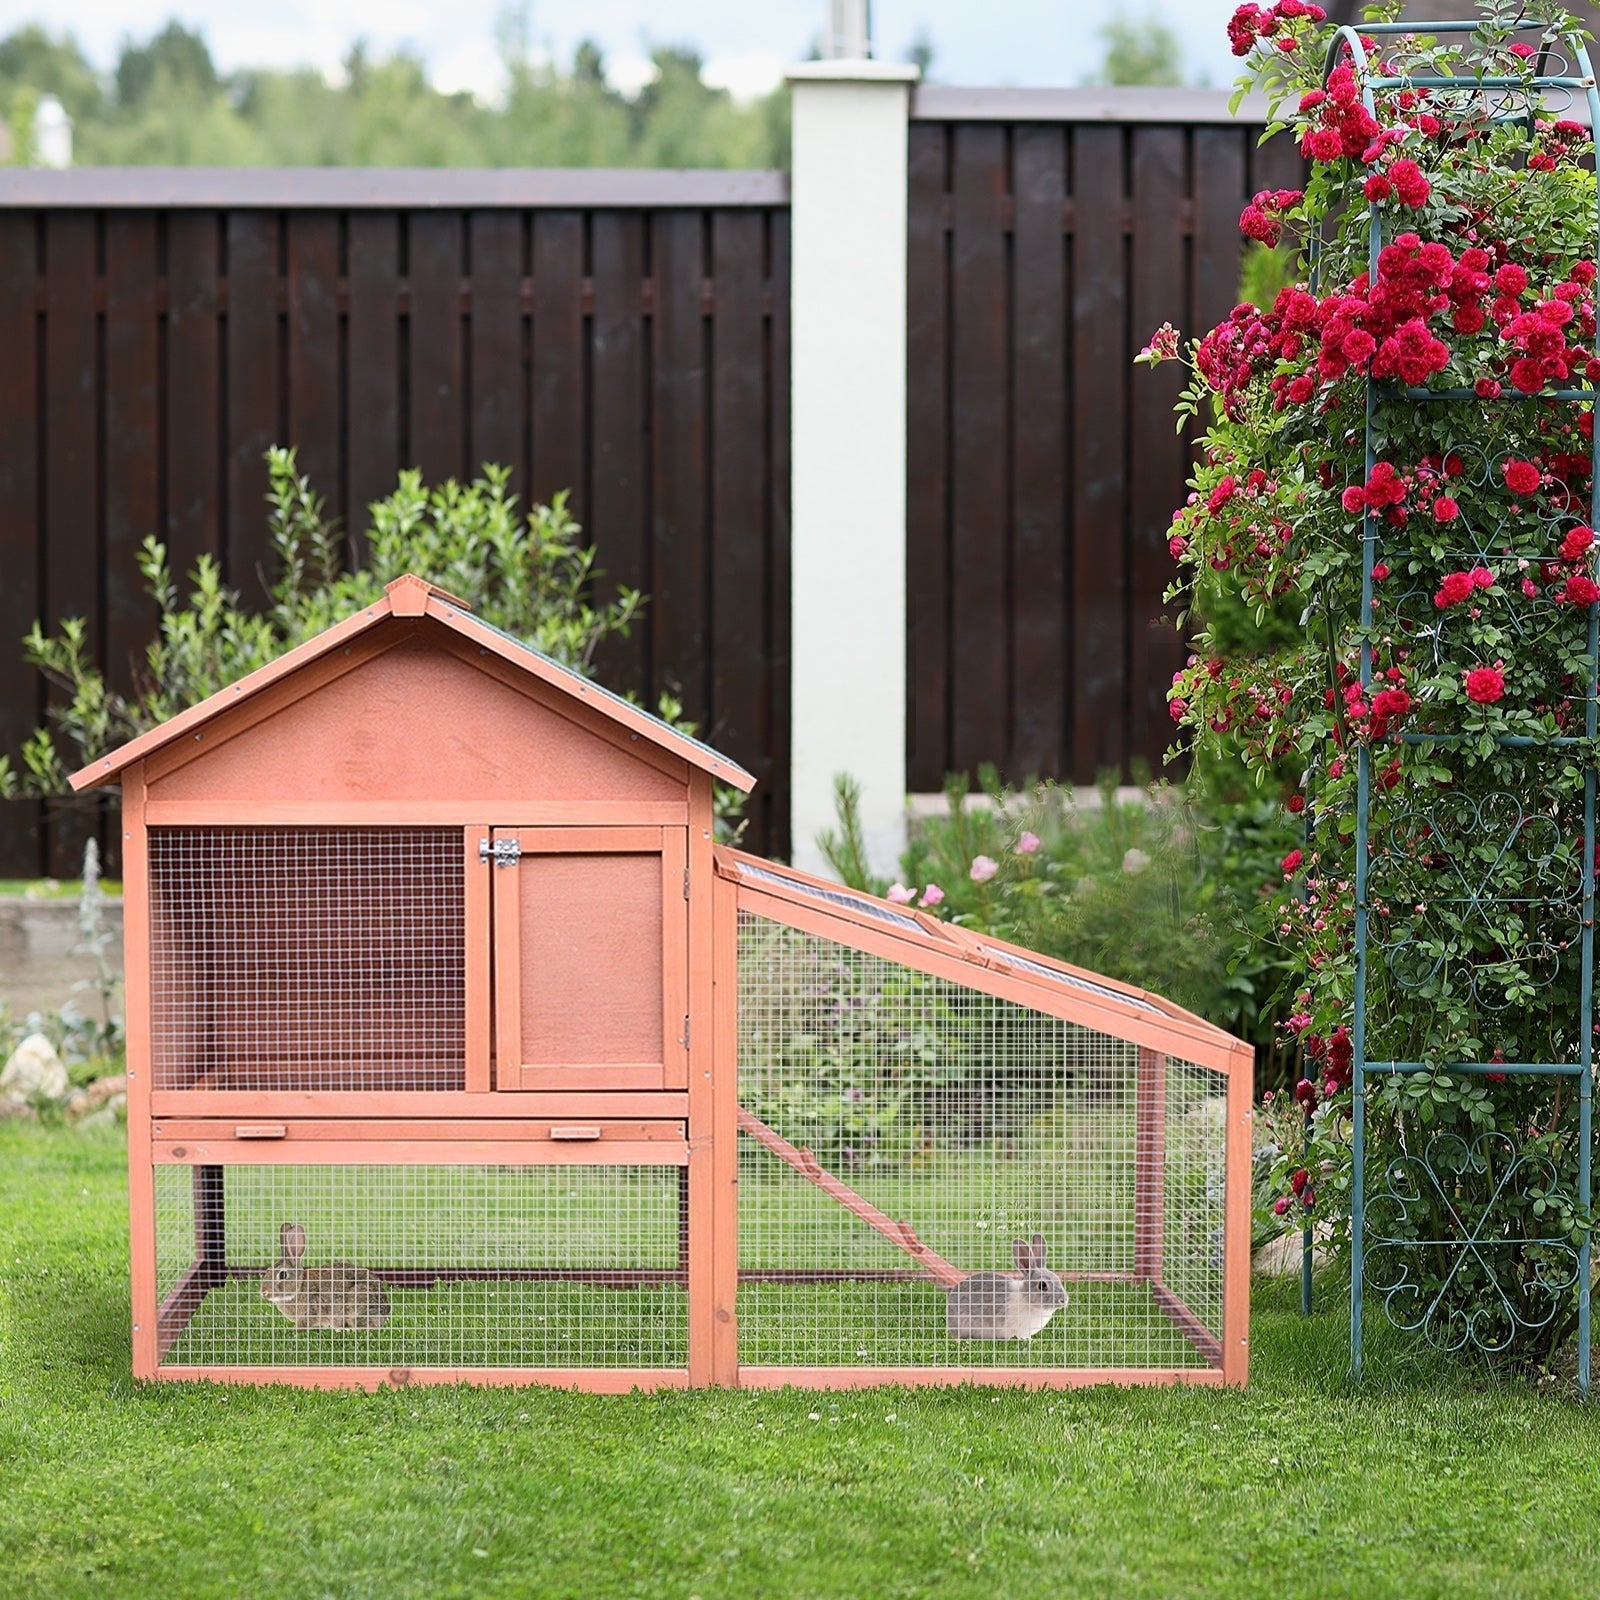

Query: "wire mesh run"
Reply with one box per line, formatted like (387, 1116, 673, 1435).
(735, 913, 1227, 1370)
(153, 1163, 689, 1369)
(148, 828, 467, 1092)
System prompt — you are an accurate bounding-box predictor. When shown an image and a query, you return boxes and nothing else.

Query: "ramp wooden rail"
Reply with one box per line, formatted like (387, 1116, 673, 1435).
(736, 1106, 967, 1288)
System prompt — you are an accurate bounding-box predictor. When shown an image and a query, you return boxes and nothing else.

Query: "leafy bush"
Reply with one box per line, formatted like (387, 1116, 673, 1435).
(2, 449, 648, 801)
(820, 767, 1275, 1042)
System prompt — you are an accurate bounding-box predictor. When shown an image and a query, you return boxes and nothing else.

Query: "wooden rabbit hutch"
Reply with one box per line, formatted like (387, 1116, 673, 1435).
(73, 575, 1253, 1391)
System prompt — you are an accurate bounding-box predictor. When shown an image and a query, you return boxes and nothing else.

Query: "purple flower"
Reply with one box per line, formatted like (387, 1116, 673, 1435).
(886, 883, 916, 904)
(969, 855, 999, 883)
(919, 883, 945, 908)
(1016, 831, 1041, 855)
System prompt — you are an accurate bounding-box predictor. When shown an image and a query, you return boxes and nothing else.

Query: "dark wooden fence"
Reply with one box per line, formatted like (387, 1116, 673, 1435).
(0, 94, 1289, 881)
(903, 89, 1300, 789)
(0, 169, 792, 876)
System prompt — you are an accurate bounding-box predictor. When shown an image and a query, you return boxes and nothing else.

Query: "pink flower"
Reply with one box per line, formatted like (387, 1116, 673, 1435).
(886, 883, 916, 905)
(919, 884, 945, 908)
(1464, 665, 1506, 705)
(969, 855, 999, 883)
(1016, 831, 1041, 855)
(1433, 496, 1460, 522)
(1273, 1196, 1292, 1217)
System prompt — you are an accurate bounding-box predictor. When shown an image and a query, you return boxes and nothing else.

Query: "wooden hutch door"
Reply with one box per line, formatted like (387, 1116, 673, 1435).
(490, 826, 688, 1090)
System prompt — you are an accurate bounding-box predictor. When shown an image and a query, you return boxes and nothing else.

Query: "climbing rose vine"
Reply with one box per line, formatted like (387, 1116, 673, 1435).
(1147, 2, 1600, 1367)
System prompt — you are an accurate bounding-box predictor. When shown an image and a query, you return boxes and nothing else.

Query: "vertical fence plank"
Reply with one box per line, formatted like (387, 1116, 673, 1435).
(223, 211, 280, 601)
(651, 209, 708, 720)
(1128, 127, 1188, 776)
(347, 212, 400, 546)
(43, 211, 99, 876)
(589, 211, 648, 701)
(408, 211, 464, 485)
(103, 210, 159, 876)
(0, 212, 39, 874)
(165, 212, 220, 581)
(1068, 124, 1129, 780)
(905, 123, 950, 794)
(1192, 129, 1248, 374)
(1009, 124, 1068, 782)
(767, 206, 793, 860)
(286, 213, 341, 527)
(710, 210, 770, 843)
(468, 210, 525, 484)
(949, 124, 1010, 782)
(530, 212, 585, 517)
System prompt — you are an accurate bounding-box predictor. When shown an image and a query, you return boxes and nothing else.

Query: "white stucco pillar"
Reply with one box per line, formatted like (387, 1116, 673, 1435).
(787, 60, 918, 878)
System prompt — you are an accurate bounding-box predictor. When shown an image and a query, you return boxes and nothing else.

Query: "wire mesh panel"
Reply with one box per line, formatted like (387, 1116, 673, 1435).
(735, 912, 1227, 1371)
(153, 1162, 688, 1369)
(149, 828, 467, 1092)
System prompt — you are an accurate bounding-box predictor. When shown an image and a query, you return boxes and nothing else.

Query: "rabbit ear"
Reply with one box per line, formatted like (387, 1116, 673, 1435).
(1012, 1239, 1032, 1270)
(1031, 1232, 1047, 1268)
(281, 1223, 306, 1260)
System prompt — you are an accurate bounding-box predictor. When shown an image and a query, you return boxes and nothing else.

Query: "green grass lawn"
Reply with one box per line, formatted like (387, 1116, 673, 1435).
(4, 1122, 1600, 1599)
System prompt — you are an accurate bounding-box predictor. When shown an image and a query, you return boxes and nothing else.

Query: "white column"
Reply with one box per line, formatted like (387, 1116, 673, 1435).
(787, 60, 918, 878)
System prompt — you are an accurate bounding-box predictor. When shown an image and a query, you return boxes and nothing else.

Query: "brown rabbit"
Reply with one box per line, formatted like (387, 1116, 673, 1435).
(946, 1233, 1067, 1340)
(260, 1222, 390, 1330)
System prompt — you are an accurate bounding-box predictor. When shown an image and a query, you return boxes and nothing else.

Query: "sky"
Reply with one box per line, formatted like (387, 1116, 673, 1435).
(0, 1, 1251, 99)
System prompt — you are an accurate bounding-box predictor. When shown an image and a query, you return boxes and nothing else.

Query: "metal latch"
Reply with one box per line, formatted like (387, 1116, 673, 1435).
(549, 1126, 602, 1141)
(235, 1124, 287, 1140)
(479, 838, 523, 867)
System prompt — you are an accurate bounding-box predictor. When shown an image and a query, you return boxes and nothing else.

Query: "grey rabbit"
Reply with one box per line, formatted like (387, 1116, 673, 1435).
(946, 1233, 1067, 1340)
(261, 1222, 391, 1330)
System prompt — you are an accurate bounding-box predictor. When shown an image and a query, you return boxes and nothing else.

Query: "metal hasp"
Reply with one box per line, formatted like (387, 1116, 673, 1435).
(478, 837, 523, 868)
(1320, 18, 1598, 1395)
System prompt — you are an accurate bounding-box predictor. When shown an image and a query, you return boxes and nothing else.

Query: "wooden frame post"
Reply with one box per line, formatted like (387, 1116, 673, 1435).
(121, 765, 158, 1379)
(710, 866, 741, 1384)
(1222, 1041, 1255, 1386)
(686, 774, 722, 1384)
(1133, 1047, 1166, 1283)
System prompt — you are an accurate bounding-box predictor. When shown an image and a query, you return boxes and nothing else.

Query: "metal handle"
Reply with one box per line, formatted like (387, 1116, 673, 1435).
(234, 1123, 287, 1140)
(549, 1125, 602, 1141)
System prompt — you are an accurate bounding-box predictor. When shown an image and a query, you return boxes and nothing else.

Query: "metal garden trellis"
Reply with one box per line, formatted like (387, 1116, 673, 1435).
(1308, 16, 1600, 1393)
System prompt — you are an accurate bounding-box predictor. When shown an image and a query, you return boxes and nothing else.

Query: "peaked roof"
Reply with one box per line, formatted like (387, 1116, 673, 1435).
(70, 574, 757, 793)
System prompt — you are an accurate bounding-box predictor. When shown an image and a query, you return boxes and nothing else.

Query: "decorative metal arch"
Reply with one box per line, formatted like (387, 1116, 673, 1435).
(1305, 15, 1600, 1394)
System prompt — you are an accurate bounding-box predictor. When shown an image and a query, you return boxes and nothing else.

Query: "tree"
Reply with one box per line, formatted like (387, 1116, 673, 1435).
(1092, 16, 1187, 87)
(0, 26, 102, 125)
(114, 21, 218, 110)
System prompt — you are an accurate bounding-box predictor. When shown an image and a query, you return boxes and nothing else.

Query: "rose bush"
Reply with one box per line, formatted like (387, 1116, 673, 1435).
(1149, 1, 1600, 1366)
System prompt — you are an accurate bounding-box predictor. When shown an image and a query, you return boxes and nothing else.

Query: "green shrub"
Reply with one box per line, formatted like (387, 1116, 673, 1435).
(819, 766, 1292, 1056)
(2, 449, 649, 801)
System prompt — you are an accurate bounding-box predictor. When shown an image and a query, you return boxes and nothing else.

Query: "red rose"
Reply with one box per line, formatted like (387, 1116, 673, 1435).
(1464, 665, 1506, 704)
(1566, 574, 1600, 606)
(1371, 561, 1390, 581)
(1434, 496, 1460, 522)
(1502, 459, 1541, 495)
(1561, 526, 1594, 562)
(1294, 1078, 1319, 1111)
(1281, 849, 1304, 876)
(1290, 1168, 1309, 1196)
